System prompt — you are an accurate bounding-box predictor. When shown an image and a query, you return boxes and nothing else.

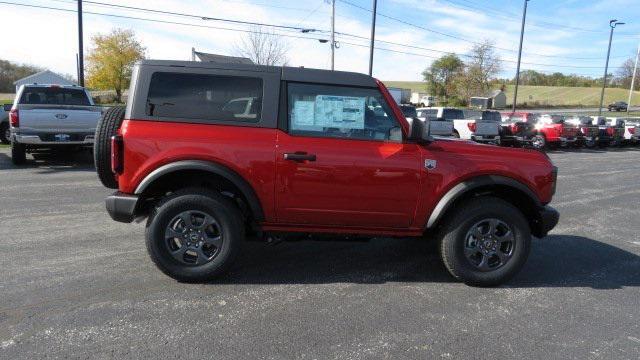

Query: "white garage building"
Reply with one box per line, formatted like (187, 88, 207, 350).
(13, 70, 76, 92)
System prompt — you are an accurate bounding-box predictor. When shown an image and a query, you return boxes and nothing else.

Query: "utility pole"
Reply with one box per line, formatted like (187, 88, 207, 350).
(368, 0, 377, 76)
(512, 0, 529, 113)
(331, 0, 335, 71)
(599, 20, 625, 116)
(77, 0, 84, 87)
(627, 43, 639, 113)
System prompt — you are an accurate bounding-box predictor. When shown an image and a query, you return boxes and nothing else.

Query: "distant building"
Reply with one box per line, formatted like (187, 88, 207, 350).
(470, 89, 507, 109)
(13, 70, 76, 92)
(191, 48, 254, 64)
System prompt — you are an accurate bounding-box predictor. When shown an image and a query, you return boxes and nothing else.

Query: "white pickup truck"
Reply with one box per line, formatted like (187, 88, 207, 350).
(8, 84, 102, 164)
(452, 110, 501, 144)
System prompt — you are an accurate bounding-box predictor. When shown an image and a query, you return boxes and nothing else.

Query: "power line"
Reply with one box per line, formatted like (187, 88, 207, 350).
(0, 1, 330, 41)
(337, 0, 628, 60)
(77, 0, 329, 33)
(443, 0, 603, 33)
(0, 1, 622, 73)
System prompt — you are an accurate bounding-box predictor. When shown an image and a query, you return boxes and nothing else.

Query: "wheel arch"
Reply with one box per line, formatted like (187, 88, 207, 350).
(426, 175, 546, 237)
(135, 160, 265, 222)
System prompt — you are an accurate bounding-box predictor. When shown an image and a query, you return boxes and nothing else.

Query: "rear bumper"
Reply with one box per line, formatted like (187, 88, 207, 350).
(534, 205, 559, 238)
(106, 192, 139, 223)
(14, 132, 94, 145)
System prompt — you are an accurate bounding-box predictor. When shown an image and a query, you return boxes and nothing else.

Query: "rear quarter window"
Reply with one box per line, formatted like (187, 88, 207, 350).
(146, 72, 263, 122)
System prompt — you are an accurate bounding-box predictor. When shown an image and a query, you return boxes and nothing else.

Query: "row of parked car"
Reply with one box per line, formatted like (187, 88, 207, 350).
(398, 105, 640, 150)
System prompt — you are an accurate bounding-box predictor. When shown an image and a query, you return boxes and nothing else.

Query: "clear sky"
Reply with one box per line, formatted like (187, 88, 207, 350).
(1, 0, 639, 81)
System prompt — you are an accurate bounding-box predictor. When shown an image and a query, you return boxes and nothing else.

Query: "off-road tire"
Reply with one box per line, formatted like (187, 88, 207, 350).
(11, 139, 26, 165)
(0, 122, 9, 144)
(145, 188, 244, 282)
(438, 196, 531, 287)
(94, 106, 125, 189)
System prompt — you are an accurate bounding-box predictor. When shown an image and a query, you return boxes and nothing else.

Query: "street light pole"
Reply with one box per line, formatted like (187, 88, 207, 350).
(627, 43, 639, 113)
(331, 0, 335, 71)
(368, 0, 377, 76)
(599, 20, 624, 116)
(77, 0, 84, 86)
(512, 0, 529, 113)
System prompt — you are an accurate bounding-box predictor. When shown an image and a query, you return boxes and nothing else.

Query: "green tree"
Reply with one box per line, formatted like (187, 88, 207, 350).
(86, 28, 145, 102)
(0, 60, 43, 93)
(422, 54, 464, 102)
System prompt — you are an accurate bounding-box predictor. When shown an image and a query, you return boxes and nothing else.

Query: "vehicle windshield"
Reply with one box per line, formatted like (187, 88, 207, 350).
(20, 87, 91, 106)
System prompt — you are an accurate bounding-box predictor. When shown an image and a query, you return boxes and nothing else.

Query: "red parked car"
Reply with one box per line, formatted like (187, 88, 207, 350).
(93, 60, 559, 286)
(532, 114, 580, 149)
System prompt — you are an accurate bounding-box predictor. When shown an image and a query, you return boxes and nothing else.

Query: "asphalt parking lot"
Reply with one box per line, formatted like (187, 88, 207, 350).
(1, 146, 639, 359)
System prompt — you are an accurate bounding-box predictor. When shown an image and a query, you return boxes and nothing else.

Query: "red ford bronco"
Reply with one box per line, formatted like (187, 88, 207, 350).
(94, 60, 559, 286)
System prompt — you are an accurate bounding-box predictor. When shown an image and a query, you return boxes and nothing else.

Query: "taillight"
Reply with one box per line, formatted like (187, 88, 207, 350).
(629, 127, 636, 135)
(9, 109, 18, 127)
(467, 122, 477, 132)
(111, 135, 123, 174)
(606, 127, 614, 136)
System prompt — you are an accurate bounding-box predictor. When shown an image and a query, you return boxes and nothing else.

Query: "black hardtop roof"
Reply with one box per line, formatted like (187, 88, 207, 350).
(137, 60, 378, 88)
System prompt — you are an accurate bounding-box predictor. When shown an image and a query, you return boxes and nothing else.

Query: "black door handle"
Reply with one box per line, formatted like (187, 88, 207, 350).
(284, 152, 316, 162)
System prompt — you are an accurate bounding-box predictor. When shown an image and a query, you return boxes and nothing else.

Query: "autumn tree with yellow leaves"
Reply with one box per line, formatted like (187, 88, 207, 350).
(86, 29, 145, 102)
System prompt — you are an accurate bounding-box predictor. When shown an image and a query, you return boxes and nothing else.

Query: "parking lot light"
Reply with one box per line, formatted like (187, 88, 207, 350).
(598, 19, 625, 116)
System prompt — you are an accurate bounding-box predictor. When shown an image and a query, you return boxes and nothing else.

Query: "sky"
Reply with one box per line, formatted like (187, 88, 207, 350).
(1, 0, 639, 82)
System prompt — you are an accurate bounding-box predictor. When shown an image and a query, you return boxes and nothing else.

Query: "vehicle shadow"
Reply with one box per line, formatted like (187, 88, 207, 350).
(0, 149, 94, 172)
(213, 235, 640, 289)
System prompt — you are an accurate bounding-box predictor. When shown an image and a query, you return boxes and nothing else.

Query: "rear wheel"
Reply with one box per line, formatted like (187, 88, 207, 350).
(94, 106, 125, 189)
(145, 188, 244, 282)
(438, 197, 531, 286)
(453, 131, 460, 138)
(10, 139, 26, 165)
(0, 122, 9, 144)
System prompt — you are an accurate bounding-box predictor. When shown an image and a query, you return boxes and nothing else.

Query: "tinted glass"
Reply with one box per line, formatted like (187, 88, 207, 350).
(481, 111, 501, 121)
(146, 72, 263, 122)
(288, 83, 401, 141)
(417, 109, 437, 118)
(20, 87, 90, 106)
(400, 105, 417, 118)
(442, 109, 464, 120)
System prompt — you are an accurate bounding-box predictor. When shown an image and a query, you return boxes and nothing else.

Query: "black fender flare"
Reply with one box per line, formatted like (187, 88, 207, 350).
(425, 175, 541, 229)
(134, 160, 265, 221)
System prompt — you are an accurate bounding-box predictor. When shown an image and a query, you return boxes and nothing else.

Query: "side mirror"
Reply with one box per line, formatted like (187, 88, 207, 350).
(408, 117, 433, 143)
(3, 104, 11, 112)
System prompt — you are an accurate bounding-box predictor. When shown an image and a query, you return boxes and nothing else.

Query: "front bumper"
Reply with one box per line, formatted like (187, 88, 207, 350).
(106, 192, 139, 223)
(534, 205, 559, 238)
(471, 135, 500, 143)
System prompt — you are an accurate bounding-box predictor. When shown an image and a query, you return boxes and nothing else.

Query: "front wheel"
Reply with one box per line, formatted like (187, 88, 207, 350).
(438, 197, 531, 286)
(145, 188, 244, 282)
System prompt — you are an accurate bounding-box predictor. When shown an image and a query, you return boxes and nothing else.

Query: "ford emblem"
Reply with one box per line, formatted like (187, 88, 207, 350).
(55, 114, 68, 119)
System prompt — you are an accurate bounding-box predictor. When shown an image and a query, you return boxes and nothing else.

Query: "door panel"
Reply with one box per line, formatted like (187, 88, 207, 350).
(275, 132, 421, 228)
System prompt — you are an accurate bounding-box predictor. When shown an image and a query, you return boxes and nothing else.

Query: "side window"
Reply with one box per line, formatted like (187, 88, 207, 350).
(287, 83, 402, 141)
(146, 72, 263, 122)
